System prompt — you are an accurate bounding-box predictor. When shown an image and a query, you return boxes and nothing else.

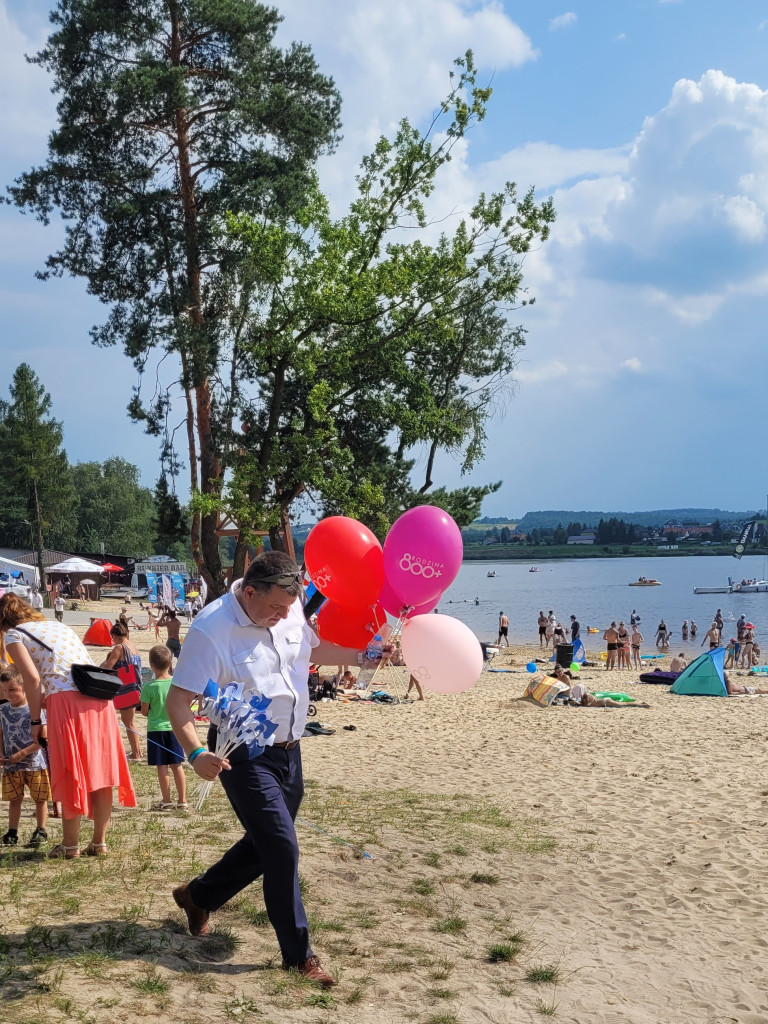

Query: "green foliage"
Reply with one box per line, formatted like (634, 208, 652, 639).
(153, 474, 188, 555)
(10, 0, 342, 594)
(0, 364, 77, 552)
(224, 53, 553, 544)
(71, 458, 155, 557)
(11, 7, 554, 580)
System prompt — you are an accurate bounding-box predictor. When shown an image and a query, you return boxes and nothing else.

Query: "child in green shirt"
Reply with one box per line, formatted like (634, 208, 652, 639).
(140, 645, 187, 811)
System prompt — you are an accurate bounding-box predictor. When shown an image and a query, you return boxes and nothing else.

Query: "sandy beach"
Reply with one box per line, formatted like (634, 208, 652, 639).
(5, 605, 768, 1023)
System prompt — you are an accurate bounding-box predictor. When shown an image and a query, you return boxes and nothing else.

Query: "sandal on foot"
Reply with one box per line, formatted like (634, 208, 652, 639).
(177, 802, 189, 812)
(49, 843, 80, 860)
(152, 801, 175, 812)
(84, 842, 107, 857)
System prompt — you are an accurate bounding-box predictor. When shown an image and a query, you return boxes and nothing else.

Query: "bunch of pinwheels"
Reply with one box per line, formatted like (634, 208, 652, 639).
(191, 680, 278, 810)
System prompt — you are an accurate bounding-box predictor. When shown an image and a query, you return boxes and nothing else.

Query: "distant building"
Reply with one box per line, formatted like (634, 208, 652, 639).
(567, 531, 596, 545)
(657, 544, 679, 551)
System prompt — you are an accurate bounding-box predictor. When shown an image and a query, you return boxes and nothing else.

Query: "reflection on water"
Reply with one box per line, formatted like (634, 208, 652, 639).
(438, 555, 768, 648)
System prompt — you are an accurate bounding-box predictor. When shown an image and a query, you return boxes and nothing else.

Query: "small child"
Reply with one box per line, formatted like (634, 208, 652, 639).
(724, 637, 737, 669)
(140, 644, 187, 811)
(0, 665, 50, 847)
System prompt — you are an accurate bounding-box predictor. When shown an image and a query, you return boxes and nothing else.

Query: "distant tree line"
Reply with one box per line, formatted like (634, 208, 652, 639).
(0, 364, 188, 563)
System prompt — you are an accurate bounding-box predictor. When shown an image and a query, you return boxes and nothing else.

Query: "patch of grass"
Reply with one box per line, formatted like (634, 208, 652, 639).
(498, 983, 515, 996)
(352, 908, 379, 930)
(411, 877, 435, 896)
(480, 841, 502, 854)
(396, 897, 437, 918)
(224, 995, 262, 1018)
(306, 991, 336, 1008)
(298, 874, 310, 901)
(423, 851, 441, 867)
(118, 903, 144, 923)
(469, 872, 499, 886)
(525, 837, 557, 854)
(429, 958, 455, 981)
(448, 844, 468, 856)
(234, 899, 270, 928)
(432, 916, 466, 935)
(427, 987, 456, 999)
(345, 986, 365, 1004)
(132, 966, 169, 995)
(536, 996, 559, 1016)
(201, 926, 241, 956)
(307, 912, 346, 934)
(382, 957, 414, 973)
(425, 1014, 460, 1024)
(487, 942, 520, 963)
(526, 965, 560, 984)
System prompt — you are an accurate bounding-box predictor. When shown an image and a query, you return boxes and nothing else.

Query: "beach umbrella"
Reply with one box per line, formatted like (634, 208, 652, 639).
(80, 577, 97, 600)
(101, 563, 123, 573)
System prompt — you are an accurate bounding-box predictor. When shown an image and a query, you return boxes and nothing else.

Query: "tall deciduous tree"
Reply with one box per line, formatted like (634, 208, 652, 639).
(10, 0, 341, 596)
(0, 364, 77, 584)
(221, 57, 554, 572)
(71, 458, 156, 555)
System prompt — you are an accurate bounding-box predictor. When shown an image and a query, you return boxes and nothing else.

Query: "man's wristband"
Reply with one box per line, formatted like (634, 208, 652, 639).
(188, 746, 206, 764)
(29, 719, 42, 726)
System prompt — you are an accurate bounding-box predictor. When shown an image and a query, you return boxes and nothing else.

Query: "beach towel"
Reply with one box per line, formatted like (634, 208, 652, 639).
(524, 676, 569, 707)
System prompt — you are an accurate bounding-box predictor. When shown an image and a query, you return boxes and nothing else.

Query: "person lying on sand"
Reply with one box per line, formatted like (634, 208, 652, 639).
(724, 671, 768, 696)
(580, 693, 650, 708)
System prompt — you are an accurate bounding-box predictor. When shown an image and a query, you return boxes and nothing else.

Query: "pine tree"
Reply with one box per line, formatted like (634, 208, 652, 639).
(9, 0, 341, 596)
(0, 364, 77, 589)
(153, 474, 189, 554)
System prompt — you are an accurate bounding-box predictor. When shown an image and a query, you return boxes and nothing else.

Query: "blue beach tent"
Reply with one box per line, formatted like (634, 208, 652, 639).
(669, 647, 727, 696)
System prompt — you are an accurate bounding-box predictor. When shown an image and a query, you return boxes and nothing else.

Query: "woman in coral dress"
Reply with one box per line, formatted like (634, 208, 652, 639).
(0, 594, 136, 858)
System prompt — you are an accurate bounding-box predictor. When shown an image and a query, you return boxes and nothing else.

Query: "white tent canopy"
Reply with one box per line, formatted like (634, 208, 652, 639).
(46, 558, 106, 574)
(0, 556, 40, 587)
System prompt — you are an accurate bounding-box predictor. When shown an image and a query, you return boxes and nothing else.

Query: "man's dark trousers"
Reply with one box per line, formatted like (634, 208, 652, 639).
(189, 744, 312, 966)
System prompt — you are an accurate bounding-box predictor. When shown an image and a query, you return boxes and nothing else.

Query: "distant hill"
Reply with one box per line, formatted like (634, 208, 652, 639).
(472, 509, 758, 533)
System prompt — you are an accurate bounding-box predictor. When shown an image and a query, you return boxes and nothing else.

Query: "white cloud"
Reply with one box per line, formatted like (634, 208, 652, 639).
(760, 19, 768, 31)
(613, 33, 627, 42)
(549, 12, 577, 31)
(621, 357, 642, 372)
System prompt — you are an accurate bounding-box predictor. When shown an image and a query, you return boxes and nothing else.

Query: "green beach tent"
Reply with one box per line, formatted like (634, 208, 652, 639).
(669, 647, 727, 696)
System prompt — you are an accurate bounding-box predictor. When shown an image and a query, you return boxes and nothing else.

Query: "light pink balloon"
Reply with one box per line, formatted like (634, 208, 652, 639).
(379, 579, 440, 618)
(383, 506, 463, 606)
(400, 614, 483, 694)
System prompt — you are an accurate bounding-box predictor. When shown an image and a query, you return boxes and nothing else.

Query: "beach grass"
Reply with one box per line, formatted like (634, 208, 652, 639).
(0, 742, 561, 1024)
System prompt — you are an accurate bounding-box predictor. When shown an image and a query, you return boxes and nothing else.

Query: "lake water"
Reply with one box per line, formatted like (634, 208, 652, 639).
(439, 555, 768, 650)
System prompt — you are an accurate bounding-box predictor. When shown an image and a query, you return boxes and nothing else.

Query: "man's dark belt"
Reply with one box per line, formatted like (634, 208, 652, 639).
(272, 740, 300, 749)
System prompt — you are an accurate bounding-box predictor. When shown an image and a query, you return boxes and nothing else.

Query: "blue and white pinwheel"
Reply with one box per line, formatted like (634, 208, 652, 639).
(191, 680, 278, 810)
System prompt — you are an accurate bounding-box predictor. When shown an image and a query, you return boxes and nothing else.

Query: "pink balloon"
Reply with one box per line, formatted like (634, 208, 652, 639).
(383, 506, 463, 606)
(400, 614, 483, 694)
(379, 579, 439, 619)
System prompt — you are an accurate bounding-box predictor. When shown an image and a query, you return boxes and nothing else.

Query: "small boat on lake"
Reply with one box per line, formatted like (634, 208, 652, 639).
(628, 577, 661, 586)
(529, 567, 539, 573)
(487, 570, 498, 578)
(692, 585, 731, 594)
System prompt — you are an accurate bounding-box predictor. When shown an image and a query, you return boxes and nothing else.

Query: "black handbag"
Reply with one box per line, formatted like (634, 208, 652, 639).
(70, 663, 123, 701)
(15, 627, 122, 701)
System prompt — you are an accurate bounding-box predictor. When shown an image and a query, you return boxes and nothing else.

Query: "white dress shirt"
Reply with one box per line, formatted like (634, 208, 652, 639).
(172, 580, 319, 743)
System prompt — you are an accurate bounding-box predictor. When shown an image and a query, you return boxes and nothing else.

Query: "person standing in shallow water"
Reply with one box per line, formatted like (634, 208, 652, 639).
(497, 611, 509, 647)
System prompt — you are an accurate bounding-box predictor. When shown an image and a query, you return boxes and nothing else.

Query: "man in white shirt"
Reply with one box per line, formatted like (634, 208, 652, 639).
(29, 590, 44, 612)
(53, 595, 65, 622)
(166, 552, 358, 988)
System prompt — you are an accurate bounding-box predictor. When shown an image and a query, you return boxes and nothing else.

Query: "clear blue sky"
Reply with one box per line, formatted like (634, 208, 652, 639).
(1, 1, 767, 518)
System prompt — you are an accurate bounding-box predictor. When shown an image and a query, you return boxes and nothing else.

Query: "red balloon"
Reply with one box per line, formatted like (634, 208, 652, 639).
(317, 599, 386, 649)
(304, 516, 384, 608)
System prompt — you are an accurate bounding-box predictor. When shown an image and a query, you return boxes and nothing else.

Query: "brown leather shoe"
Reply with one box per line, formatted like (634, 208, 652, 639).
(172, 883, 210, 937)
(283, 955, 337, 987)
